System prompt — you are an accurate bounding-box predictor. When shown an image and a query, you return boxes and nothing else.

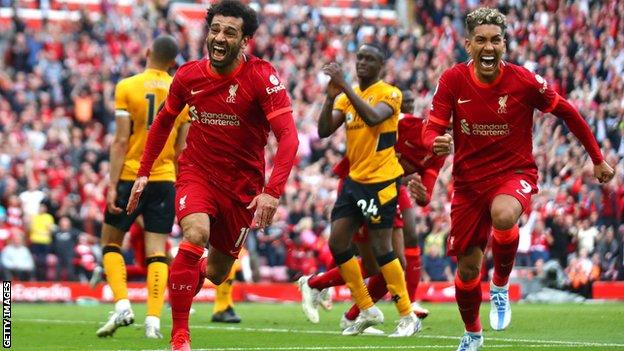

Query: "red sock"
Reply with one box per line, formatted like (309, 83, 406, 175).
(491, 225, 519, 287)
(404, 247, 422, 302)
(455, 274, 482, 333)
(343, 273, 387, 320)
(168, 241, 204, 336)
(308, 259, 368, 290)
(126, 265, 147, 278)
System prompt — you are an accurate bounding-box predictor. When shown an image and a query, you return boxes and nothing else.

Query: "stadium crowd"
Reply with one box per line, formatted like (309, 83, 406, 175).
(0, 0, 623, 298)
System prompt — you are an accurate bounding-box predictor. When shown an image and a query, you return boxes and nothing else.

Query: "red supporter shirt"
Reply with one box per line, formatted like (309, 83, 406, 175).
(139, 55, 293, 203)
(428, 61, 577, 187)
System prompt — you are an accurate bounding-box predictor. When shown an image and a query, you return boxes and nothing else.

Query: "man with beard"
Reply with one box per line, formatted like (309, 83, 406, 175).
(316, 44, 419, 337)
(421, 7, 614, 351)
(126, 1, 298, 350)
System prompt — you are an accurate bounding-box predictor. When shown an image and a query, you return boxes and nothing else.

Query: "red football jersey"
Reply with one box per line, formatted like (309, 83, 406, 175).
(395, 113, 446, 177)
(163, 55, 292, 202)
(428, 61, 559, 186)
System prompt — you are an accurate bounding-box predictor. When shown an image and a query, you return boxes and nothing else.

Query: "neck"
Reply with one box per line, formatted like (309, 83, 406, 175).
(211, 54, 244, 75)
(146, 61, 167, 72)
(358, 77, 378, 91)
(473, 65, 501, 84)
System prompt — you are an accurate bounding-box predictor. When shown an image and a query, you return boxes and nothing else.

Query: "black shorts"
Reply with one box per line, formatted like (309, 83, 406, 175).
(104, 180, 175, 234)
(331, 177, 400, 229)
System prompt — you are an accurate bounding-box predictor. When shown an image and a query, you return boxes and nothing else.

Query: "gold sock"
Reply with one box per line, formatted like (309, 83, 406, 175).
(380, 258, 412, 316)
(214, 265, 236, 313)
(339, 256, 374, 310)
(102, 244, 127, 302)
(146, 254, 168, 318)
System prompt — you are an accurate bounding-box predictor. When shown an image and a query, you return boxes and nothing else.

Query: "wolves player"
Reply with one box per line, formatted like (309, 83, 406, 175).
(96, 35, 189, 339)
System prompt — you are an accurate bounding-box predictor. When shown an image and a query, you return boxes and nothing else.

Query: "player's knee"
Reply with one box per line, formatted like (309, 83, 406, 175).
(206, 269, 228, 285)
(182, 225, 209, 247)
(491, 206, 518, 230)
(457, 264, 480, 282)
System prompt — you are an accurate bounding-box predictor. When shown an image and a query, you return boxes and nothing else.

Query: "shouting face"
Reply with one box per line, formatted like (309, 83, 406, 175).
(465, 24, 506, 83)
(206, 15, 247, 70)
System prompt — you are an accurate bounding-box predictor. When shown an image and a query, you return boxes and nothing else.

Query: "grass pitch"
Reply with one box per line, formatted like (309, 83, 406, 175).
(11, 301, 624, 350)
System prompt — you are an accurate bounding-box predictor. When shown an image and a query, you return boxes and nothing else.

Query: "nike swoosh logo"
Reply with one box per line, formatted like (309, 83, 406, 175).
(405, 141, 416, 149)
(457, 98, 471, 104)
(191, 89, 203, 95)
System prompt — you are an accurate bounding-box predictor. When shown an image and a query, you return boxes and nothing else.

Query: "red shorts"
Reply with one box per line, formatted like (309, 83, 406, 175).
(447, 172, 537, 256)
(353, 185, 414, 243)
(176, 167, 254, 258)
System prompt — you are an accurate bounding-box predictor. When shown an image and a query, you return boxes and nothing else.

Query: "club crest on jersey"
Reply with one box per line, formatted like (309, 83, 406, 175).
(227, 84, 238, 103)
(460, 119, 471, 135)
(498, 95, 508, 114)
(346, 112, 354, 124)
(179, 195, 187, 210)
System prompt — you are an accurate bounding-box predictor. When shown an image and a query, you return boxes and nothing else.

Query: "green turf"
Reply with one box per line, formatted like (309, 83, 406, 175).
(10, 301, 624, 350)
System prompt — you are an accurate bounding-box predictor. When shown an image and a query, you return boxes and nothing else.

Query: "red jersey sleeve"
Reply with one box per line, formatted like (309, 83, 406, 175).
(137, 70, 188, 177)
(518, 67, 560, 113)
(423, 68, 455, 149)
(255, 62, 293, 121)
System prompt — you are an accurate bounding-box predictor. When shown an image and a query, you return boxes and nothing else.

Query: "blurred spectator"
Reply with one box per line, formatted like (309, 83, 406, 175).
(73, 233, 97, 282)
(52, 216, 80, 281)
(28, 203, 55, 280)
(1, 233, 34, 281)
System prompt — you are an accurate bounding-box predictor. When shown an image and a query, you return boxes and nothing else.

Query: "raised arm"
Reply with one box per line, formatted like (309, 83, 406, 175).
(317, 80, 345, 138)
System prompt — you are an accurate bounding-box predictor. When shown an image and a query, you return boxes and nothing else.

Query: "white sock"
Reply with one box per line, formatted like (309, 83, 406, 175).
(466, 330, 483, 336)
(145, 315, 160, 329)
(115, 299, 131, 313)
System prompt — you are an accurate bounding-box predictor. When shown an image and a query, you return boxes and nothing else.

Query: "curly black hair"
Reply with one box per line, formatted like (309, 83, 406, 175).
(205, 0, 259, 38)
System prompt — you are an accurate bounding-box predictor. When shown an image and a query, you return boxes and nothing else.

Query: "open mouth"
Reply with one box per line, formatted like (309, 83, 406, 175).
(480, 55, 496, 69)
(211, 43, 227, 61)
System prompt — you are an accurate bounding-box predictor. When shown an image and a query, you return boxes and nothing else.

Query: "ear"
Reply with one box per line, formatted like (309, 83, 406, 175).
(464, 37, 471, 55)
(240, 36, 249, 48)
(145, 48, 151, 60)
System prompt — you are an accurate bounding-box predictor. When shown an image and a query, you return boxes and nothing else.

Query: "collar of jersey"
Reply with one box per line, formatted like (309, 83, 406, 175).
(468, 60, 506, 88)
(357, 79, 383, 93)
(204, 55, 247, 80)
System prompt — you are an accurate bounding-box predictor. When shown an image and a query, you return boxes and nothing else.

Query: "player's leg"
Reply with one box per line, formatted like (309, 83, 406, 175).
(144, 232, 168, 338)
(299, 226, 372, 323)
(451, 189, 490, 351)
(366, 179, 418, 337)
(211, 262, 241, 323)
(401, 205, 429, 318)
(96, 181, 139, 337)
(330, 218, 383, 336)
(169, 213, 210, 350)
(142, 182, 176, 338)
(368, 226, 419, 337)
(488, 174, 536, 331)
(341, 239, 385, 335)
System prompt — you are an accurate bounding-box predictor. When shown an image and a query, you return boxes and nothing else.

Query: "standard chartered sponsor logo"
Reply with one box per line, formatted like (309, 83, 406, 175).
(189, 105, 240, 126)
(460, 119, 509, 136)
